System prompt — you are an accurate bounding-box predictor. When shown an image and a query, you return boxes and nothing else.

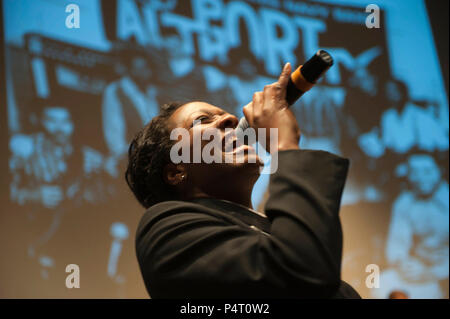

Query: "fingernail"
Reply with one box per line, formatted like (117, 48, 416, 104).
(284, 62, 290, 70)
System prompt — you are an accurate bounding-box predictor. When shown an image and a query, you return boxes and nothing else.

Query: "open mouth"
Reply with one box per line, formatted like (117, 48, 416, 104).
(222, 130, 253, 155)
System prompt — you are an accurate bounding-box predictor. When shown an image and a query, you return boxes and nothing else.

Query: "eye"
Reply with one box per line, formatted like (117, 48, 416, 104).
(191, 115, 209, 127)
(196, 115, 208, 121)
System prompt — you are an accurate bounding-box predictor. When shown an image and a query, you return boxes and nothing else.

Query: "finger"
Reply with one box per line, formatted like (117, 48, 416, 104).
(242, 102, 253, 126)
(262, 83, 274, 100)
(252, 91, 263, 115)
(277, 62, 292, 89)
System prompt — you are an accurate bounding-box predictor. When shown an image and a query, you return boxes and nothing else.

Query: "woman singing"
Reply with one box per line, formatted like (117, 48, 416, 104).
(125, 63, 360, 298)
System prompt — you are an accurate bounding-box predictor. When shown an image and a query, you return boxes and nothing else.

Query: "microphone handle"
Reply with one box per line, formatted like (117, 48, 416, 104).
(236, 49, 333, 132)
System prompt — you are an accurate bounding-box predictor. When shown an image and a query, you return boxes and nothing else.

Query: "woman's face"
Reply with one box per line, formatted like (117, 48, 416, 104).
(167, 101, 263, 189)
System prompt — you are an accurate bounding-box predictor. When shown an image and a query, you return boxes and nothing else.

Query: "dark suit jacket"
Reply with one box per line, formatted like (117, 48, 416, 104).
(136, 150, 361, 298)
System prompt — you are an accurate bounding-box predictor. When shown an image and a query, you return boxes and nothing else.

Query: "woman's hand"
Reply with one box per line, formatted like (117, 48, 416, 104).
(243, 63, 301, 153)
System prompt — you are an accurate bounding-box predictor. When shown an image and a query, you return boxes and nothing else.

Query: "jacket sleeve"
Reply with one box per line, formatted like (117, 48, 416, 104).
(136, 150, 349, 298)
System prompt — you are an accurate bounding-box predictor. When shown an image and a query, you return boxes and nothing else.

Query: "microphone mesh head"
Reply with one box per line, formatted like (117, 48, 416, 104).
(317, 49, 334, 65)
(236, 117, 250, 131)
(301, 50, 334, 83)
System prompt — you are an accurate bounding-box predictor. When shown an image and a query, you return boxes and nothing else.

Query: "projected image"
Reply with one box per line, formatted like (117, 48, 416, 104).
(1, 0, 448, 298)
(373, 153, 449, 299)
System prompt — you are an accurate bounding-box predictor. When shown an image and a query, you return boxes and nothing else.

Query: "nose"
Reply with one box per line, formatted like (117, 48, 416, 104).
(217, 113, 238, 130)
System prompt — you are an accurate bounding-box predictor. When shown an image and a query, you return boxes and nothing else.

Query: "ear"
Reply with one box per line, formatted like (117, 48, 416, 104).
(163, 163, 187, 186)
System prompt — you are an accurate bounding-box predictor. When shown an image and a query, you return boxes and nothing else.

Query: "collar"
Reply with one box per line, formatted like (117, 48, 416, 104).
(188, 197, 271, 235)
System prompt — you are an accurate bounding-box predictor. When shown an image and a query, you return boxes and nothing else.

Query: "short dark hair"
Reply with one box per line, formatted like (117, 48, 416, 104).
(125, 101, 186, 208)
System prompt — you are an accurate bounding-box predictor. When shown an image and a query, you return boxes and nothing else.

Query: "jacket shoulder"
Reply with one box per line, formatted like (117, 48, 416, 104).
(136, 200, 245, 243)
(137, 200, 205, 233)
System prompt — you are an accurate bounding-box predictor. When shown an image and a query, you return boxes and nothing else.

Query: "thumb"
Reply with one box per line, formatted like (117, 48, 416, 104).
(277, 62, 292, 89)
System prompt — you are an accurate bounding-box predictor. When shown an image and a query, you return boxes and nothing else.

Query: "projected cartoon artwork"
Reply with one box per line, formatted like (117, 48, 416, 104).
(1, 0, 448, 298)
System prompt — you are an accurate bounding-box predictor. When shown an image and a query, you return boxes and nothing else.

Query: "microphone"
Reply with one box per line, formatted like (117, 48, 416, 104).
(236, 49, 334, 132)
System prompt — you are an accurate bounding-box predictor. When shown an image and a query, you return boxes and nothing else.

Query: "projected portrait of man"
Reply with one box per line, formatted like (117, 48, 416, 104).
(10, 106, 75, 209)
(9, 106, 77, 278)
(354, 77, 449, 207)
(373, 153, 449, 299)
(9, 106, 113, 279)
(101, 46, 160, 176)
(359, 79, 449, 157)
